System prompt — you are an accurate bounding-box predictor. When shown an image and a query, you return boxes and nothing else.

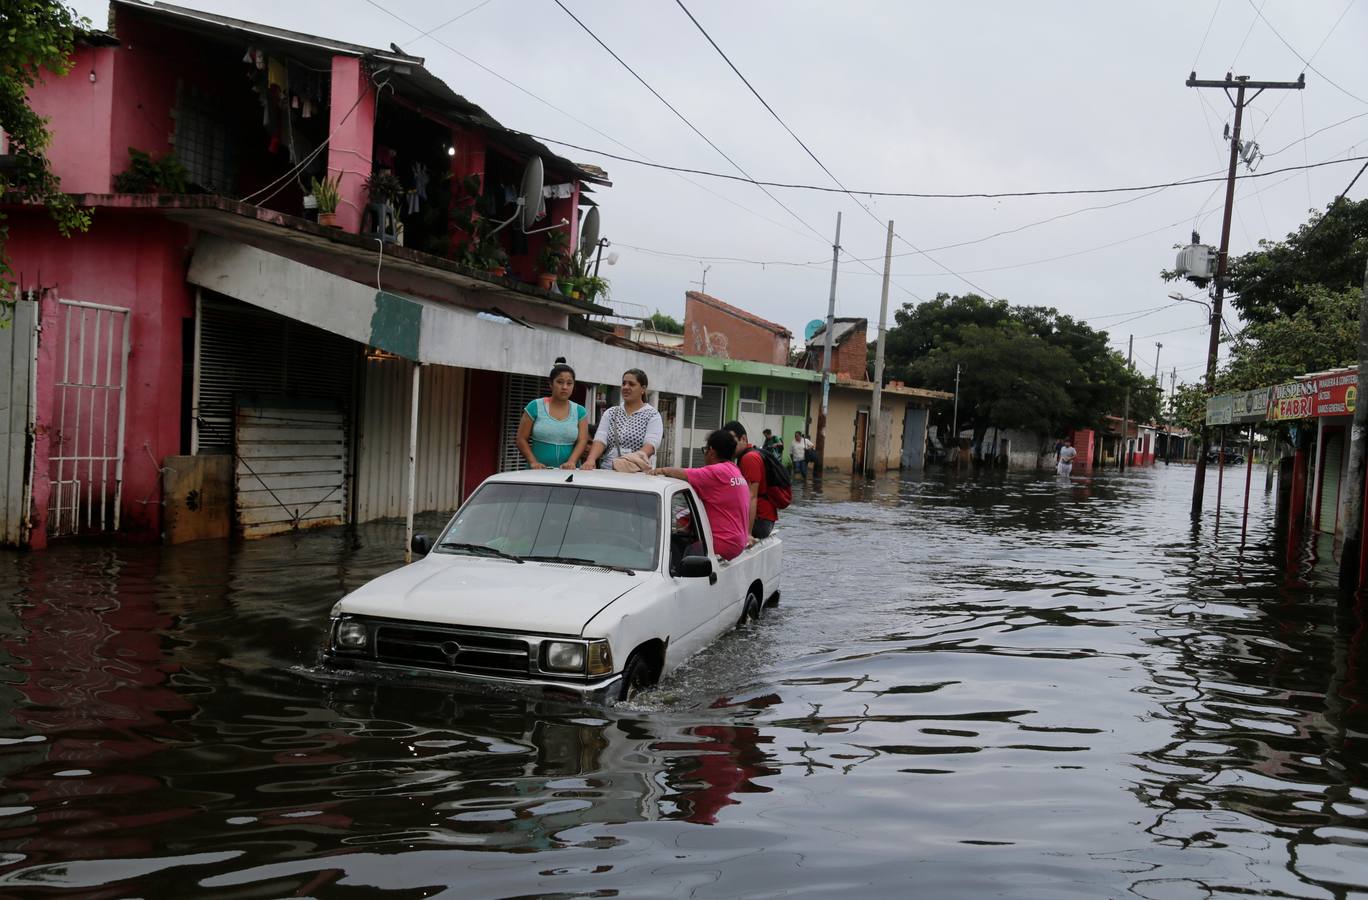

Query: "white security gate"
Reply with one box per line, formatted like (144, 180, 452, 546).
(682, 384, 726, 467)
(737, 398, 784, 456)
(235, 401, 347, 538)
(47, 300, 130, 537)
(1, 297, 39, 546)
(498, 373, 544, 472)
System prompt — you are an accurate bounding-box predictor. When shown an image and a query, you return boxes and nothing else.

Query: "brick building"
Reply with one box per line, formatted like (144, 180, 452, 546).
(798, 318, 869, 380)
(683, 291, 792, 365)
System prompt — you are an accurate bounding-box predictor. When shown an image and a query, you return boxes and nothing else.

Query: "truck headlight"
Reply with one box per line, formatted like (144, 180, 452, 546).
(334, 619, 368, 650)
(544, 641, 586, 673)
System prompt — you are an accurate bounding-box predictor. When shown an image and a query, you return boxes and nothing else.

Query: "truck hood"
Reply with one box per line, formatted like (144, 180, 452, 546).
(334, 555, 647, 635)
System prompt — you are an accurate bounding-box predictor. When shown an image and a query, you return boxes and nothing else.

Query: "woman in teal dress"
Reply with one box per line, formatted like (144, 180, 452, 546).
(515, 358, 589, 469)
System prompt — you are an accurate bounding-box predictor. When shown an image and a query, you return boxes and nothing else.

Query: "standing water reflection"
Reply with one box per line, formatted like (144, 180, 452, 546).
(1, 465, 1366, 897)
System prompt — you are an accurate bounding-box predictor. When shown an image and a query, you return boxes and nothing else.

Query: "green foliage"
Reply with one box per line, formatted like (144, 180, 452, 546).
(1226, 198, 1368, 325)
(537, 227, 570, 276)
(364, 170, 405, 209)
(112, 148, 188, 193)
(886, 293, 1155, 439)
(1218, 285, 1358, 391)
(309, 174, 340, 213)
(0, 0, 92, 288)
(646, 310, 683, 334)
(1169, 381, 1209, 434)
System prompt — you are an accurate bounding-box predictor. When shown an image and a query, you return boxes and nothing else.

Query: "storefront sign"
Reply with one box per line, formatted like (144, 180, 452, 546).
(1230, 387, 1270, 423)
(1311, 370, 1357, 417)
(1268, 380, 1316, 422)
(1206, 394, 1233, 426)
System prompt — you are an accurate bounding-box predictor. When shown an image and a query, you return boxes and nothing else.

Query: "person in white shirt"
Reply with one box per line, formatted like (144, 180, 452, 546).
(790, 431, 814, 480)
(580, 369, 664, 472)
(1057, 438, 1078, 476)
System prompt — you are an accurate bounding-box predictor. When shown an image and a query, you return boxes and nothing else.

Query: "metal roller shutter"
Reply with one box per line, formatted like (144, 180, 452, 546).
(197, 294, 356, 455)
(499, 374, 545, 472)
(1318, 430, 1345, 534)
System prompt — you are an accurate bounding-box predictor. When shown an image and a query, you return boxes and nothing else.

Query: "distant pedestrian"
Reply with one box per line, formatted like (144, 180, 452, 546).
(762, 428, 784, 462)
(1057, 438, 1077, 476)
(791, 431, 814, 480)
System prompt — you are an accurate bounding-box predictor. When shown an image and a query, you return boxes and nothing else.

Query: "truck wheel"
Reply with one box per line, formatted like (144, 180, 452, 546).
(738, 587, 762, 626)
(618, 653, 656, 702)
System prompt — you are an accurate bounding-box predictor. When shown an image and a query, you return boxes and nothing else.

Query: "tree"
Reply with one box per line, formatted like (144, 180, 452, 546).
(885, 293, 1153, 443)
(1218, 285, 1358, 391)
(1224, 197, 1367, 325)
(645, 310, 683, 334)
(0, 1, 91, 291)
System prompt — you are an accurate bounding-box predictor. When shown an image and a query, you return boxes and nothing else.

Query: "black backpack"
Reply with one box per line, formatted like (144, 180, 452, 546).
(740, 447, 792, 510)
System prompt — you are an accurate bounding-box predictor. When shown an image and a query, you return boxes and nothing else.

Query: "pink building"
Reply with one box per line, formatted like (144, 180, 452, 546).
(1, 1, 700, 549)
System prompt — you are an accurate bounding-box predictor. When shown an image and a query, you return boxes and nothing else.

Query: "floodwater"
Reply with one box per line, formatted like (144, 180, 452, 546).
(1, 464, 1366, 898)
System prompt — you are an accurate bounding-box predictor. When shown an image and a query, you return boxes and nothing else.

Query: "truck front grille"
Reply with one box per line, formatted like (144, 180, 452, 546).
(373, 623, 530, 677)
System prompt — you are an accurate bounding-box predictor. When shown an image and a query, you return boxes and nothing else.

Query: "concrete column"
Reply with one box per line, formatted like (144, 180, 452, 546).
(326, 56, 376, 233)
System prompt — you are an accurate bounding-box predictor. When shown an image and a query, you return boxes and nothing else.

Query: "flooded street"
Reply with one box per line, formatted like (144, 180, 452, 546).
(2, 464, 1367, 898)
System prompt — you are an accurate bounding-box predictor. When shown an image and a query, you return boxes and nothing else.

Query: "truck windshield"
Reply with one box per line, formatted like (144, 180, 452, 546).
(437, 483, 660, 571)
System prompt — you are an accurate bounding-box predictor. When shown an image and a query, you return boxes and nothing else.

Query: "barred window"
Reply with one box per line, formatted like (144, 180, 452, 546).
(739, 385, 762, 402)
(765, 388, 807, 417)
(173, 81, 233, 194)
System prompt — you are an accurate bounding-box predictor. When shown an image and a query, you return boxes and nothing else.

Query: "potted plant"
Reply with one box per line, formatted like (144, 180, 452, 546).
(579, 274, 609, 302)
(483, 239, 509, 277)
(364, 170, 405, 211)
(536, 228, 570, 290)
(311, 174, 341, 227)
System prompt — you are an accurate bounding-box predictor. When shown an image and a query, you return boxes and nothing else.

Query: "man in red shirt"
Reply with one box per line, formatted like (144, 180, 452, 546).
(723, 420, 777, 539)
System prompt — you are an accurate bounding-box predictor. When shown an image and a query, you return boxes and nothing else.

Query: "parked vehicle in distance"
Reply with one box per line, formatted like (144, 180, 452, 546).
(1205, 448, 1246, 465)
(324, 470, 783, 702)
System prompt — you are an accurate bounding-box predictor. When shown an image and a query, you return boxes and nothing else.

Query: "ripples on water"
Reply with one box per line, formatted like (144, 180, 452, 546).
(1, 465, 1366, 898)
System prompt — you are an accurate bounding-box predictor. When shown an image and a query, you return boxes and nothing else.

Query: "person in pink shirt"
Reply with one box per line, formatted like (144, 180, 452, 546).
(652, 429, 751, 560)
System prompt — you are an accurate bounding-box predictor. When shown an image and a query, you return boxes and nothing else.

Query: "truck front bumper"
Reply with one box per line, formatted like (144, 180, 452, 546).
(324, 652, 624, 703)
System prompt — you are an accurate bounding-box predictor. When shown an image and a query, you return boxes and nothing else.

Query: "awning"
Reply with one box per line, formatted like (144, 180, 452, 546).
(187, 235, 702, 396)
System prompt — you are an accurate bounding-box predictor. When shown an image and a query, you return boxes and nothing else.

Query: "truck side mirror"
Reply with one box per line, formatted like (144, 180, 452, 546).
(411, 534, 433, 556)
(679, 555, 713, 578)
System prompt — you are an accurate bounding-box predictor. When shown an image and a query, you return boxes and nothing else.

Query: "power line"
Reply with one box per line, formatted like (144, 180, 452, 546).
(527, 133, 1368, 199)
(552, 0, 926, 300)
(1246, 0, 1368, 106)
(672, 0, 1000, 300)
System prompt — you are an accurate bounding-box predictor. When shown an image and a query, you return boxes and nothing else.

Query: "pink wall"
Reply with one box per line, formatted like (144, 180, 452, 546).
(327, 56, 377, 233)
(27, 44, 117, 194)
(9, 209, 193, 547)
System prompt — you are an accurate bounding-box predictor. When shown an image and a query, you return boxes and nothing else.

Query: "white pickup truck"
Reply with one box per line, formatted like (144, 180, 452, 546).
(325, 469, 782, 702)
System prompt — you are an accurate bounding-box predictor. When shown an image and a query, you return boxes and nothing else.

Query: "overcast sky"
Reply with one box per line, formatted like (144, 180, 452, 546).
(75, 0, 1368, 385)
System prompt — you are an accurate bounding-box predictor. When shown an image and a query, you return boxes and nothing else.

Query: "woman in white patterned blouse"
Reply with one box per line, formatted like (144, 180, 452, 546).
(581, 369, 664, 472)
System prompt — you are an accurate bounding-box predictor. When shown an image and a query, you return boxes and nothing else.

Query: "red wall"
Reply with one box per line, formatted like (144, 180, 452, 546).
(831, 323, 868, 379)
(462, 369, 502, 501)
(683, 294, 789, 364)
(8, 209, 193, 546)
(26, 43, 117, 193)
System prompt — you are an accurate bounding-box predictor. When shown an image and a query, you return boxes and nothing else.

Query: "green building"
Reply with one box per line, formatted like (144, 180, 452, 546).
(680, 356, 819, 466)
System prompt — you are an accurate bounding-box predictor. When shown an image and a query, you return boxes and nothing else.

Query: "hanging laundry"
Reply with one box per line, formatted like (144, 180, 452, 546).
(411, 162, 429, 202)
(267, 58, 288, 93)
(406, 188, 420, 216)
(541, 183, 573, 199)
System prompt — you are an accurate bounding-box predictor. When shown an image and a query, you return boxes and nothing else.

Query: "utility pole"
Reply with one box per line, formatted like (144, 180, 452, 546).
(1340, 256, 1368, 591)
(1167, 367, 1177, 464)
(1186, 71, 1304, 520)
(815, 212, 841, 482)
(867, 220, 894, 478)
(951, 364, 961, 465)
(1120, 334, 1133, 472)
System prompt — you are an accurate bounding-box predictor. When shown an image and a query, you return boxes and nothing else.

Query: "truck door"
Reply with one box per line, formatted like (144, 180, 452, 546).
(664, 488, 728, 660)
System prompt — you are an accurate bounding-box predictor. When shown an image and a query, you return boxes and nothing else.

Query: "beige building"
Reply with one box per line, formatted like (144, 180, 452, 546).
(812, 378, 951, 473)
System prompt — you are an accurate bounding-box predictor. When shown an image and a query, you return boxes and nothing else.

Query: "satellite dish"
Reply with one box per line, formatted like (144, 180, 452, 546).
(579, 206, 601, 258)
(804, 319, 826, 341)
(519, 156, 544, 231)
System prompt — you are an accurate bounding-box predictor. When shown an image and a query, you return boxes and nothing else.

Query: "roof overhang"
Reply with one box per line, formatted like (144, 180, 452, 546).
(74, 193, 611, 316)
(187, 234, 702, 396)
